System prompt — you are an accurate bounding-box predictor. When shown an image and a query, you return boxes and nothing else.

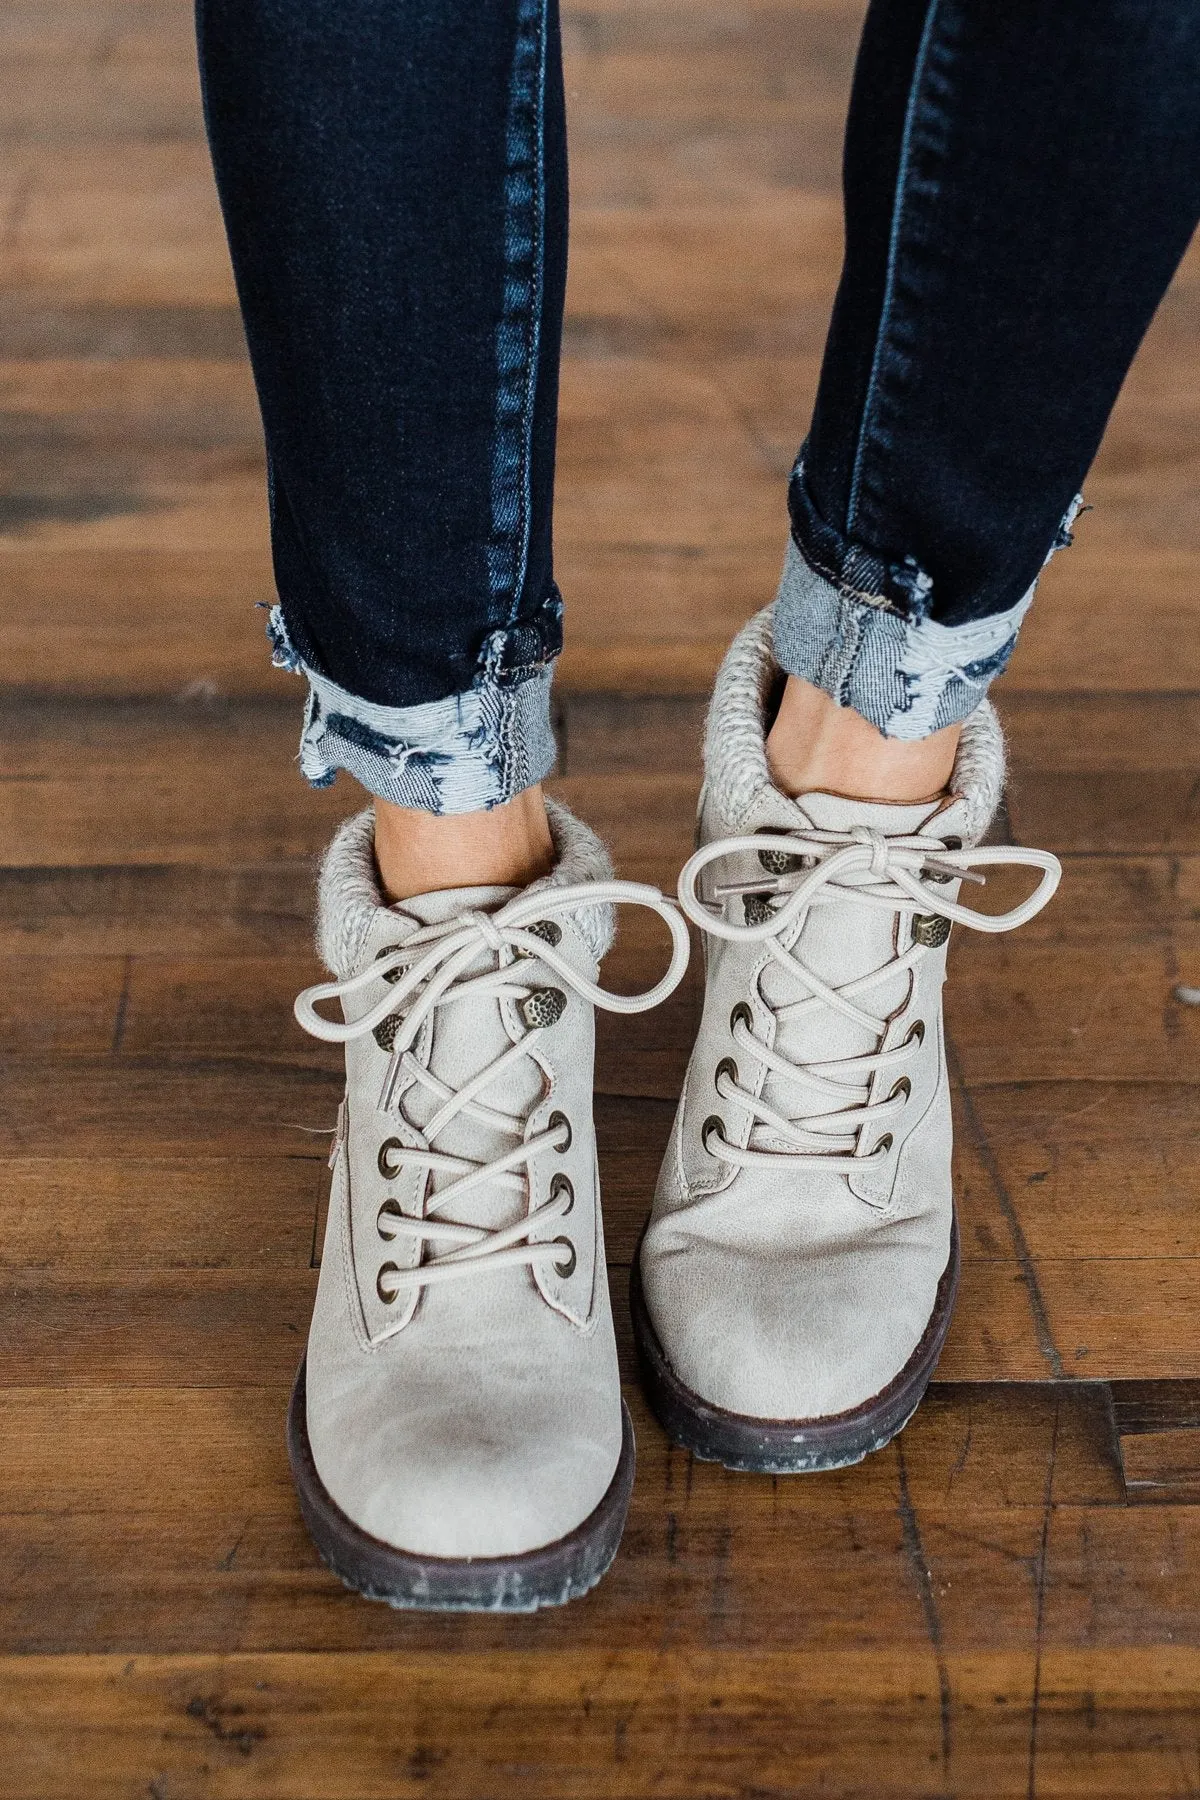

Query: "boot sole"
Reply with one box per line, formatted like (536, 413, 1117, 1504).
(286, 1359, 636, 1612)
(630, 1215, 960, 1474)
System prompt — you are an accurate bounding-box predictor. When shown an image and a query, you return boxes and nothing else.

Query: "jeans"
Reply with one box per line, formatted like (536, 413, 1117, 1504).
(197, 0, 1200, 808)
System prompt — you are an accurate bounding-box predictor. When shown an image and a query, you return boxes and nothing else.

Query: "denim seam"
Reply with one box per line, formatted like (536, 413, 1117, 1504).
(846, 0, 945, 535)
(487, 0, 549, 632)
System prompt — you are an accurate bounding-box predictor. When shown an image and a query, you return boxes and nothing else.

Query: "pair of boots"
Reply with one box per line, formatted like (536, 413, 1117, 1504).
(289, 611, 1059, 1611)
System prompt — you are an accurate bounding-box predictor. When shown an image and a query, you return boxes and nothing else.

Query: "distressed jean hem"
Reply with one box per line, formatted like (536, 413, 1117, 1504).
(267, 604, 557, 813)
(772, 538, 1038, 741)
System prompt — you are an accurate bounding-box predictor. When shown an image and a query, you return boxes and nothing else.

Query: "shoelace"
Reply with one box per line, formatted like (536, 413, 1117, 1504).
(295, 882, 690, 1295)
(676, 825, 1060, 1171)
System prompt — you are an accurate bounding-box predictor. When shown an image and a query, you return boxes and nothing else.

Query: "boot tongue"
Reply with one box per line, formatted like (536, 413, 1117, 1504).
(381, 883, 539, 1236)
(393, 881, 518, 930)
(755, 788, 947, 1145)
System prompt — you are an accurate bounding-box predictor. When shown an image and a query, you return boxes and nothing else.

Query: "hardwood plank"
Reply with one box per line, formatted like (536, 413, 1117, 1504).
(0, 1157, 320, 1271)
(1035, 1261, 1200, 1381)
(0, 697, 347, 866)
(0, 547, 275, 699)
(947, 939, 1200, 1086)
(7, 1643, 1200, 1800)
(0, 864, 317, 958)
(0, 1271, 317, 1386)
(0, 1647, 1039, 1800)
(0, 953, 125, 1053)
(963, 1083, 1200, 1263)
(0, 1058, 342, 1158)
(1118, 1429, 1200, 1504)
(0, 1385, 1119, 1659)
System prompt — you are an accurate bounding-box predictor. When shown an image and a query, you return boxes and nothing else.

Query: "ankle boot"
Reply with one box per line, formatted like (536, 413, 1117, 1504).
(633, 609, 1059, 1472)
(291, 800, 688, 1608)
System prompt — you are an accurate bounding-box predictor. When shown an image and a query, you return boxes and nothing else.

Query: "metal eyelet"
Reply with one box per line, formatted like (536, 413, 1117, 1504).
(872, 1134, 894, 1157)
(376, 1199, 404, 1240)
(550, 1172, 574, 1216)
(743, 893, 776, 927)
(730, 1001, 753, 1035)
(889, 1077, 912, 1103)
(374, 945, 406, 984)
(548, 1110, 572, 1153)
(376, 1262, 400, 1304)
(904, 1019, 926, 1048)
(716, 1057, 738, 1091)
(528, 919, 562, 947)
(373, 1014, 400, 1053)
(913, 913, 951, 948)
(377, 1137, 404, 1179)
(758, 846, 802, 876)
(551, 1236, 576, 1278)
(702, 1115, 725, 1156)
(520, 987, 566, 1029)
(924, 837, 962, 884)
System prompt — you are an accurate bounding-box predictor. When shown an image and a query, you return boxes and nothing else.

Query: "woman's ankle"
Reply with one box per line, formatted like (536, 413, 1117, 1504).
(373, 784, 556, 903)
(765, 675, 961, 804)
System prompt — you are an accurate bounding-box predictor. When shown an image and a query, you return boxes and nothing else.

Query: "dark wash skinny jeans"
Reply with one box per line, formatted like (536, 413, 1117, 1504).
(197, 0, 1200, 811)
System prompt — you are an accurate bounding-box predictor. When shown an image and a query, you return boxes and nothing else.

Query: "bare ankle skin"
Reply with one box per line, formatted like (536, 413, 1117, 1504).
(765, 675, 961, 804)
(373, 784, 556, 903)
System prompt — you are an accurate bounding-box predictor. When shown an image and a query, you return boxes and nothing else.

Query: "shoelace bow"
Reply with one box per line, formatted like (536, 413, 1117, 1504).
(294, 882, 690, 1295)
(676, 825, 1061, 1171)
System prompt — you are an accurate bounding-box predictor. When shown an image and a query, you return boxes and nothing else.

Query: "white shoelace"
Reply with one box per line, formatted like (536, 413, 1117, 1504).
(295, 882, 690, 1295)
(676, 826, 1060, 1171)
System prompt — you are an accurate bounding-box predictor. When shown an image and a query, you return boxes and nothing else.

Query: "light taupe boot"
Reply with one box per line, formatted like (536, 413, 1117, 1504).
(291, 800, 688, 1608)
(633, 610, 1059, 1472)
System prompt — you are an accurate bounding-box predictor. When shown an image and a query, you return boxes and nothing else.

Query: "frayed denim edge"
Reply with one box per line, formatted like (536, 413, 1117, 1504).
(266, 604, 557, 813)
(772, 494, 1084, 741)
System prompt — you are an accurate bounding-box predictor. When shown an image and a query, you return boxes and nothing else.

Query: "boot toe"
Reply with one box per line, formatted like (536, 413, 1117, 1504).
(642, 1232, 948, 1422)
(307, 1370, 622, 1561)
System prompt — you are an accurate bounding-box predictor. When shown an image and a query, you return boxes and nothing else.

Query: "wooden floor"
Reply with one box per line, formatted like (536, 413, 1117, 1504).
(3, 2, 1200, 1795)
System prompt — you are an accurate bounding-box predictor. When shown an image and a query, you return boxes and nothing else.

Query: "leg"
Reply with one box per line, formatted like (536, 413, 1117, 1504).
(769, 0, 1200, 791)
(196, 0, 566, 892)
(197, 0, 689, 1608)
(637, 0, 1199, 1469)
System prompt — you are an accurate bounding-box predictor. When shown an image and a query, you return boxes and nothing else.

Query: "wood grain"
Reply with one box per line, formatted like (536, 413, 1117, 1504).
(4, 0, 1200, 1792)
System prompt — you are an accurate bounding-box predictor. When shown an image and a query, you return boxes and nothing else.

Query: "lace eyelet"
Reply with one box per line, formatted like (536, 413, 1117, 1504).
(872, 1133, 894, 1158)
(548, 1109, 572, 1153)
(373, 1014, 400, 1053)
(551, 1236, 576, 1278)
(903, 1019, 926, 1048)
(924, 837, 962, 884)
(377, 1262, 400, 1304)
(743, 893, 776, 927)
(758, 845, 802, 876)
(912, 913, 951, 948)
(889, 1077, 912, 1104)
(702, 1115, 725, 1156)
(520, 986, 566, 1029)
(716, 1057, 738, 1091)
(376, 1199, 404, 1240)
(377, 1137, 404, 1179)
(730, 1001, 753, 1035)
(550, 1172, 574, 1215)
(374, 945, 406, 984)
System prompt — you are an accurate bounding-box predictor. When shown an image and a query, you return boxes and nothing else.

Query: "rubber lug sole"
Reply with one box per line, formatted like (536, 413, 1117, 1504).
(286, 1359, 635, 1612)
(630, 1215, 960, 1474)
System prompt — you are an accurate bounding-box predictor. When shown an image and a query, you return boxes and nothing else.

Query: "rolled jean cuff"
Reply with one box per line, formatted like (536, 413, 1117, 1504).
(774, 474, 1084, 739)
(267, 605, 557, 814)
(772, 538, 1036, 739)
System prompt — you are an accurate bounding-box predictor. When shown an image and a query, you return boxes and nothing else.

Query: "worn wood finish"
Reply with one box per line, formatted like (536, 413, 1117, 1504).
(3, 0, 1200, 1793)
